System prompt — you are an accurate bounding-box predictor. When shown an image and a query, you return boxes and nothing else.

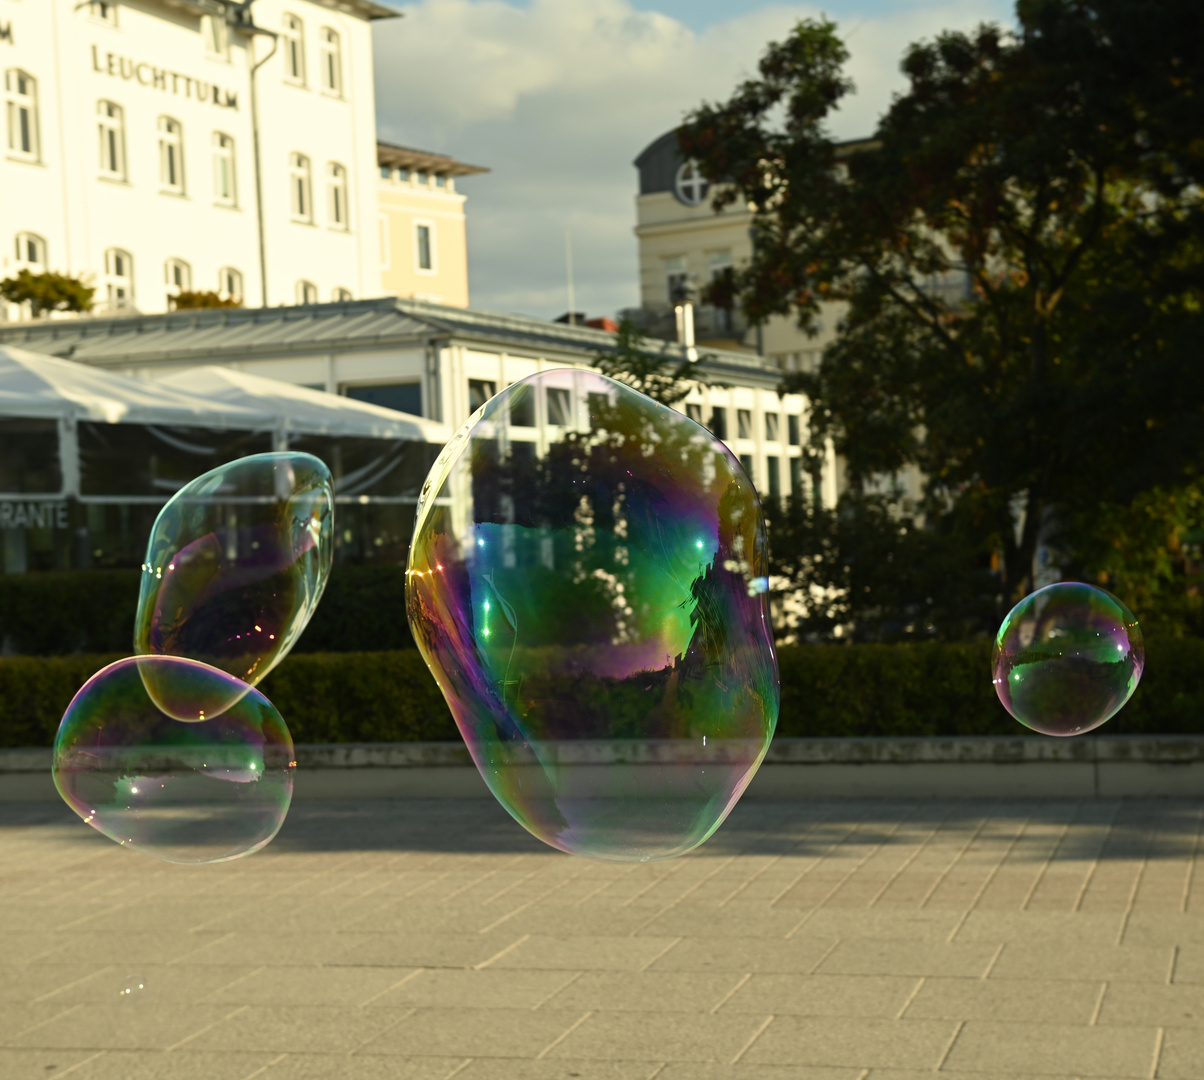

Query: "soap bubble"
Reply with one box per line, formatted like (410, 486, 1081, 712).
(407, 369, 779, 861)
(992, 581, 1144, 736)
(53, 655, 295, 864)
(134, 452, 332, 719)
(119, 974, 146, 1002)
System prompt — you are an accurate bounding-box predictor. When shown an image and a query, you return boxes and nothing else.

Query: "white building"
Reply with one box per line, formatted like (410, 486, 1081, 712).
(1, 0, 393, 317)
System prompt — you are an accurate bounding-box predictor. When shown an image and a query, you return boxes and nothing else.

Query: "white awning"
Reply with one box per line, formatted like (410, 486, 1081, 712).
(0, 346, 270, 428)
(157, 365, 452, 442)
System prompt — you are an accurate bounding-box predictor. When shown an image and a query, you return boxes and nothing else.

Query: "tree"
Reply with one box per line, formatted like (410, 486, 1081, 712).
(0, 270, 94, 316)
(593, 317, 705, 407)
(680, 4, 1204, 610)
(171, 290, 241, 310)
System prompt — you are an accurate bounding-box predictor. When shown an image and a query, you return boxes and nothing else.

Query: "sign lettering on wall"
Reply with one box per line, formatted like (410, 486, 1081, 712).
(0, 502, 69, 530)
(91, 45, 238, 110)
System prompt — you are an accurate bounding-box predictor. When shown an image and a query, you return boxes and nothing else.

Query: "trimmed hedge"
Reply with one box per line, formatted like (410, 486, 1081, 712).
(0, 566, 414, 656)
(3, 640, 1202, 749)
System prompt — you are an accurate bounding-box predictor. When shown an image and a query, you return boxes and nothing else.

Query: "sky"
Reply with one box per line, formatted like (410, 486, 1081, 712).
(372, 0, 1016, 321)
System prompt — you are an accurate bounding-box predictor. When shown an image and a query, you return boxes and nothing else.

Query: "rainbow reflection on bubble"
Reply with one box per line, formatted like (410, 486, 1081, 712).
(992, 581, 1144, 737)
(53, 655, 295, 864)
(134, 452, 333, 717)
(406, 369, 779, 862)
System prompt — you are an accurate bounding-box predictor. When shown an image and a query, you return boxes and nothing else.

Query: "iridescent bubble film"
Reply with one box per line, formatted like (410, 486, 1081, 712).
(992, 582, 1144, 737)
(53, 655, 295, 864)
(134, 452, 333, 718)
(406, 369, 779, 862)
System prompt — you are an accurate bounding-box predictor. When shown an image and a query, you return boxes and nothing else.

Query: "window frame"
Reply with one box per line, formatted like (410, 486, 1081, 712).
(218, 266, 243, 303)
(296, 279, 318, 305)
(104, 247, 134, 309)
(319, 27, 343, 96)
(97, 100, 126, 181)
(414, 220, 436, 273)
(212, 131, 237, 206)
(327, 161, 349, 230)
(282, 14, 306, 86)
(674, 159, 709, 206)
(14, 232, 47, 272)
(289, 152, 313, 223)
(157, 115, 185, 195)
(5, 69, 40, 162)
(164, 257, 193, 306)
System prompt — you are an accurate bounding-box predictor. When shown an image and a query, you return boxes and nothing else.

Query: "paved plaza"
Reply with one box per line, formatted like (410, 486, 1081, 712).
(2, 796, 1204, 1079)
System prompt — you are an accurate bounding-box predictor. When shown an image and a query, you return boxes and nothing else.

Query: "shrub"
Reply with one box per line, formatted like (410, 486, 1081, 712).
(3, 641, 1201, 749)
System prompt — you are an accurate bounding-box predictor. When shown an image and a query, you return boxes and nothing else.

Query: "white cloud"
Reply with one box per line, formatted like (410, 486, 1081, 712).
(373, 0, 1013, 319)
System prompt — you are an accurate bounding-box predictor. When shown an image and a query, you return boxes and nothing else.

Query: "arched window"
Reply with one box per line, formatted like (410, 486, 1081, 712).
(296, 280, 318, 304)
(97, 100, 125, 179)
(5, 70, 39, 161)
(289, 152, 312, 222)
(164, 257, 192, 306)
(104, 248, 134, 309)
(218, 266, 243, 303)
(332, 287, 352, 302)
(327, 162, 348, 229)
(14, 232, 47, 272)
(282, 14, 306, 84)
(319, 28, 342, 95)
(674, 160, 709, 206)
(212, 132, 236, 205)
(158, 116, 185, 193)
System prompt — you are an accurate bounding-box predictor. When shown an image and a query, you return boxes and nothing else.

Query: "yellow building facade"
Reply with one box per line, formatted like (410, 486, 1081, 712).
(376, 142, 486, 308)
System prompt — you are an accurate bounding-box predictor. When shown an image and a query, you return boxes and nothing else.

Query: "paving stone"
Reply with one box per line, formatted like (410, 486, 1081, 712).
(721, 973, 918, 1017)
(942, 1019, 1159, 1077)
(904, 975, 1103, 1023)
(741, 1015, 958, 1069)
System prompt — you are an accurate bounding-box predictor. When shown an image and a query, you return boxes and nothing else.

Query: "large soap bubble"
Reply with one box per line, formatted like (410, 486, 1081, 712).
(53, 655, 295, 864)
(407, 369, 779, 861)
(134, 452, 332, 718)
(992, 581, 1144, 736)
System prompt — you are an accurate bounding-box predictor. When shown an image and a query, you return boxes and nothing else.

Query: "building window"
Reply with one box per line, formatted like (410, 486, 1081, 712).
(14, 232, 47, 271)
(709, 249, 734, 332)
(415, 222, 434, 271)
(686, 403, 703, 425)
(97, 100, 126, 179)
(737, 409, 752, 440)
(319, 28, 342, 95)
(674, 159, 709, 206)
(89, 2, 117, 25)
(546, 386, 572, 426)
(282, 14, 306, 85)
(415, 170, 428, 186)
(333, 286, 352, 301)
(434, 174, 446, 189)
(104, 248, 134, 309)
(664, 255, 687, 305)
(766, 457, 781, 499)
(158, 116, 185, 194)
(379, 165, 390, 180)
(289, 153, 312, 222)
(739, 453, 754, 482)
(468, 379, 496, 413)
(765, 412, 780, 442)
(790, 457, 803, 495)
(202, 14, 228, 58)
(327, 162, 348, 229)
(5, 70, 39, 161)
(164, 257, 192, 306)
(218, 266, 243, 302)
(212, 132, 236, 205)
(787, 414, 800, 446)
(344, 382, 422, 416)
(296, 280, 318, 304)
(709, 407, 727, 441)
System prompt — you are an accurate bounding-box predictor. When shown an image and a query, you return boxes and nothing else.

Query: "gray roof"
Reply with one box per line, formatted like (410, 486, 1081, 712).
(0, 297, 783, 388)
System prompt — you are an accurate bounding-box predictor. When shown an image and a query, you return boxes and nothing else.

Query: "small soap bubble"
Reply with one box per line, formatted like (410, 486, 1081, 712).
(53, 655, 294, 864)
(119, 974, 146, 1002)
(407, 370, 779, 861)
(992, 581, 1144, 737)
(134, 452, 333, 719)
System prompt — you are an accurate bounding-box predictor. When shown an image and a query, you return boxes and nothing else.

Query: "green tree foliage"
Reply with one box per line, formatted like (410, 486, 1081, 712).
(0, 270, 94, 316)
(680, 3, 1204, 629)
(171, 290, 241, 310)
(593, 317, 705, 406)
